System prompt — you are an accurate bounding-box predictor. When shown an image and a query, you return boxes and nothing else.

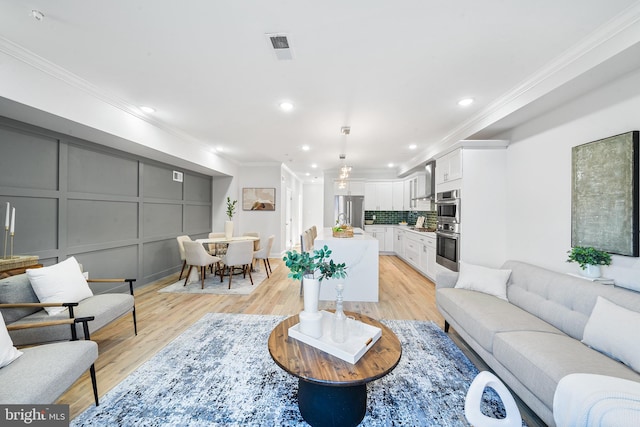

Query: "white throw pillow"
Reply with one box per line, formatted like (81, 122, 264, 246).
(454, 260, 511, 301)
(26, 257, 93, 315)
(0, 312, 22, 368)
(582, 296, 640, 373)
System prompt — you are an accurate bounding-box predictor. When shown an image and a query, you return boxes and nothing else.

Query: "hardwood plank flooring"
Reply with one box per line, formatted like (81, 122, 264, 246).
(59, 255, 543, 426)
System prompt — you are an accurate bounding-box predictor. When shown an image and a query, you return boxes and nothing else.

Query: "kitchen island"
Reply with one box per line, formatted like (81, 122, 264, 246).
(315, 227, 379, 302)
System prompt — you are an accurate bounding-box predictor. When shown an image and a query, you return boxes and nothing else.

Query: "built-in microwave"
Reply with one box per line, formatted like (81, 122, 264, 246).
(436, 190, 460, 224)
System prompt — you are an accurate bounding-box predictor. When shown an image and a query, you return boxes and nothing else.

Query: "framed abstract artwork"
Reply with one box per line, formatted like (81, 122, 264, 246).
(242, 188, 276, 211)
(571, 131, 639, 256)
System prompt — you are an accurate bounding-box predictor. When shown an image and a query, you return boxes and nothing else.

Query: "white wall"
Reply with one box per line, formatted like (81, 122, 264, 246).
(303, 182, 324, 232)
(504, 67, 640, 290)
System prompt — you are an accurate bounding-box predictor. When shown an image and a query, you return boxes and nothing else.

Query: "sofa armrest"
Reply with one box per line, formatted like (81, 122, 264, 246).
(6, 316, 95, 341)
(436, 271, 459, 290)
(87, 278, 136, 296)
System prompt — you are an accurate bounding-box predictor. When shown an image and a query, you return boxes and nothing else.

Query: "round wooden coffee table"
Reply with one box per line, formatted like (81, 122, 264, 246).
(268, 312, 402, 427)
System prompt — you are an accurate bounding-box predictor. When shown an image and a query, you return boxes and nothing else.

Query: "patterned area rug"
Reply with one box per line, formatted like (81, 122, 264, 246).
(72, 313, 525, 426)
(158, 264, 277, 295)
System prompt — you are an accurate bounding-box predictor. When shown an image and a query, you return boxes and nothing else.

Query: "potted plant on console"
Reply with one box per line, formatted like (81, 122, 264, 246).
(283, 245, 347, 338)
(566, 246, 612, 278)
(225, 197, 237, 239)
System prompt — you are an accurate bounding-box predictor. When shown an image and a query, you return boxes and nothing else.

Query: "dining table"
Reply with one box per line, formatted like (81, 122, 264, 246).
(194, 235, 261, 273)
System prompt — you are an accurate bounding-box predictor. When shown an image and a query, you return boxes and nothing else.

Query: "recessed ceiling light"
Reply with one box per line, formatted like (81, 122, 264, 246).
(409, 144, 417, 150)
(388, 163, 394, 168)
(305, 172, 310, 176)
(302, 145, 310, 151)
(311, 163, 317, 169)
(279, 102, 294, 111)
(458, 98, 474, 107)
(140, 106, 155, 113)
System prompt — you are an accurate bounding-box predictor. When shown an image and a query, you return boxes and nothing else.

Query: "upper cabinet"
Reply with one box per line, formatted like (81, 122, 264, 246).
(365, 181, 393, 210)
(334, 179, 365, 196)
(392, 181, 405, 210)
(436, 149, 462, 185)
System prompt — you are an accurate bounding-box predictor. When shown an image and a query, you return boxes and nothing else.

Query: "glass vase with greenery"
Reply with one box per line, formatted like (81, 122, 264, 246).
(566, 246, 612, 270)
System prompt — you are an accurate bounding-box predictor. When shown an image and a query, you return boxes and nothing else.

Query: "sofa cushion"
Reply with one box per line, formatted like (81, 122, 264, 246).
(0, 312, 22, 368)
(437, 288, 562, 353)
(0, 340, 98, 404)
(493, 330, 640, 411)
(454, 261, 511, 301)
(0, 274, 40, 324)
(503, 261, 640, 341)
(26, 257, 93, 315)
(8, 293, 134, 346)
(583, 297, 640, 373)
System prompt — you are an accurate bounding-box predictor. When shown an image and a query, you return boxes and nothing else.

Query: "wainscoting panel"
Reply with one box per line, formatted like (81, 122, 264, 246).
(67, 144, 139, 196)
(185, 173, 212, 202)
(143, 203, 183, 238)
(185, 204, 211, 234)
(67, 199, 139, 247)
(0, 196, 58, 254)
(73, 245, 139, 292)
(143, 238, 180, 282)
(143, 163, 183, 200)
(0, 126, 58, 190)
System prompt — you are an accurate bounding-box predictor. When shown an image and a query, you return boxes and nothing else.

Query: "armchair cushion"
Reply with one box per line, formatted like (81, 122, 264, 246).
(26, 257, 93, 315)
(0, 312, 22, 368)
(0, 274, 40, 323)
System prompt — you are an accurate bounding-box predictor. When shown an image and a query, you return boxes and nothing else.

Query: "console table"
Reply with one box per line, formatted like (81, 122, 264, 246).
(0, 256, 42, 279)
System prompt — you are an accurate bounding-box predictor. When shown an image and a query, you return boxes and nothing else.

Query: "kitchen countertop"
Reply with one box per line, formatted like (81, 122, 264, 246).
(364, 224, 436, 237)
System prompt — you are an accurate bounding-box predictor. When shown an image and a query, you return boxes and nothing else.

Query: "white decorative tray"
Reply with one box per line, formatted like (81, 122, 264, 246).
(288, 310, 382, 364)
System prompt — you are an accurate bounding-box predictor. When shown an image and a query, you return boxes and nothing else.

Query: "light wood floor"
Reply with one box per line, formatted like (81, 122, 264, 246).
(60, 255, 444, 419)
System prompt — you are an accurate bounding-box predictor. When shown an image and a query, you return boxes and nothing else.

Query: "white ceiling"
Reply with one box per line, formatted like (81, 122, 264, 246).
(1, 1, 640, 181)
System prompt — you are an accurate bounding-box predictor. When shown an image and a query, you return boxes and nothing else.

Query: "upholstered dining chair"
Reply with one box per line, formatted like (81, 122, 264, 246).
(207, 232, 227, 256)
(176, 235, 192, 280)
(219, 240, 254, 289)
(310, 225, 317, 240)
(182, 241, 221, 289)
(253, 235, 275, 277)
(243, 232, 261, 251)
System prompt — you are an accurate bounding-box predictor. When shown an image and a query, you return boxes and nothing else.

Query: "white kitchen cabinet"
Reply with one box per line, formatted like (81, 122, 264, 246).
(404, 234, 420, 267)
(393, 228, 405, 257)
(364, 182, 393, 211)
(403, 179, 412, 210)
(366, 226, 392, 252)
(392, 181, 405, 210)
(334, 179, 365, 196)
(436, 149, 462, 185)
(421, 235, 437, 280)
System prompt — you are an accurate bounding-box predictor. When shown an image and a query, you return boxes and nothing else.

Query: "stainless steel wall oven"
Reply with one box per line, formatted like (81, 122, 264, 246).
(436, 190, 461, 271)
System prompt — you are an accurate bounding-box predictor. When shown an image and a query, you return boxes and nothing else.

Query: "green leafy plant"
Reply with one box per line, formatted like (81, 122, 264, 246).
(283, 245, 347, 282)
(226, 197, 237, 221)
(566, 246, 612, 270)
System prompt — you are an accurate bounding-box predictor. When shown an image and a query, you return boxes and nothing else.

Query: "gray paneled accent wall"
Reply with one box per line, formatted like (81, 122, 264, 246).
(0, 117, 212, 292)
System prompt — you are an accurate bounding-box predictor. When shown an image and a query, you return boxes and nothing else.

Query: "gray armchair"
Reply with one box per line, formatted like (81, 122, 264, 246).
(0, 310, 99, 405)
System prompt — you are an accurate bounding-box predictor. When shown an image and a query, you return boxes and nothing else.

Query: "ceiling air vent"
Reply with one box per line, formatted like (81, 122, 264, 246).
(266, 33, 293, 60)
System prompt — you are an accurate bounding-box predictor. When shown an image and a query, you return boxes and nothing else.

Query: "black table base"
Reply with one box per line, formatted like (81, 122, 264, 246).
(297, 379, 367, 427)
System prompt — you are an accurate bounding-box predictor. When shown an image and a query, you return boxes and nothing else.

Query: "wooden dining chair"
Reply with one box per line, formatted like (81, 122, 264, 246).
(219, 240, 254, 289)
(182, 241, 221, 289)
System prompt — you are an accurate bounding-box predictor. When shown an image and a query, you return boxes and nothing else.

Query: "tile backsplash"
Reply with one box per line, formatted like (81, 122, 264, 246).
(365, 211, 437, 228)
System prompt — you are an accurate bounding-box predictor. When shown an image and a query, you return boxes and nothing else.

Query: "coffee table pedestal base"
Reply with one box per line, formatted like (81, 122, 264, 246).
(298, 379, 366, 427)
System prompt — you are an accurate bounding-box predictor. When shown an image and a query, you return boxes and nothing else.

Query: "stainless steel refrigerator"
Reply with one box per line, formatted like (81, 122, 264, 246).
(334, 195, 365, 229)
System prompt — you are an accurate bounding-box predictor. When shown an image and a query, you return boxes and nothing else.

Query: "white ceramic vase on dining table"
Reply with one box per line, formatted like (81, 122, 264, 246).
(224, 220, 234, 239)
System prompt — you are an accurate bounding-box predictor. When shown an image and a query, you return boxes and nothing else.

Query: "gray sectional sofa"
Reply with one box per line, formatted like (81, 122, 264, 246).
(436, 260, 640, 426)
